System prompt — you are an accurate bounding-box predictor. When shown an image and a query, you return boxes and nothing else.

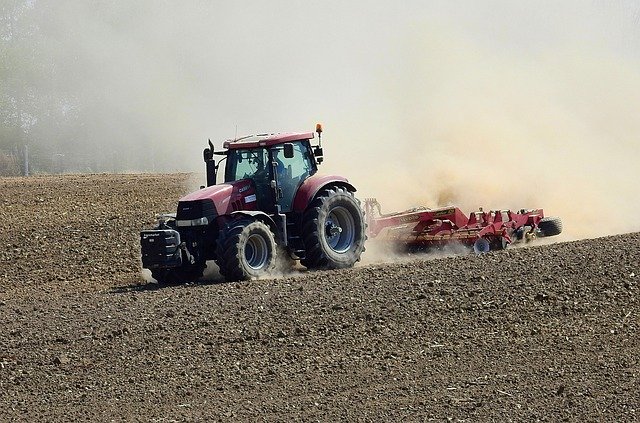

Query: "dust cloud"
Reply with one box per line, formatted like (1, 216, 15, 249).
(320, 3, 640, 241)
(5, 1, 640, 240)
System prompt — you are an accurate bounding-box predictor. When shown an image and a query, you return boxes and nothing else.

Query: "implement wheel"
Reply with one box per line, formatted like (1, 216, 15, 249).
(473, 237, 491, 254)
(215, 218, 277, 281)
(301, 187, 366, 269)
(538, 217, 563, 237)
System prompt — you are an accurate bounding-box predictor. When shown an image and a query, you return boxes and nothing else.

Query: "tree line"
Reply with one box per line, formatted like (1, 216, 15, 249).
(1, 1, 176, 176)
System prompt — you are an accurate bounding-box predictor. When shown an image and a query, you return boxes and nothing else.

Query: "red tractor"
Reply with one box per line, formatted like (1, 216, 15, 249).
(140, 125, 367, 282)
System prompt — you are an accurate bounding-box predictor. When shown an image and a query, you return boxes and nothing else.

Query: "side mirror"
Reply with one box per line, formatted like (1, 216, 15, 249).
(314, 147, 324, 164)
(204, 139, 217, 186)
(283, 143, 294, 159)
(203, 139, 214, 162)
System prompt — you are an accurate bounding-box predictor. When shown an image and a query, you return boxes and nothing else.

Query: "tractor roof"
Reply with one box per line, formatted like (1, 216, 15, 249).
(223, 132, 315, 150)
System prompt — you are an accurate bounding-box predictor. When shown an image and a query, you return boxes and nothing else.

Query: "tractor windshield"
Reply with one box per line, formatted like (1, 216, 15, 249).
(225, 148, 270, 183)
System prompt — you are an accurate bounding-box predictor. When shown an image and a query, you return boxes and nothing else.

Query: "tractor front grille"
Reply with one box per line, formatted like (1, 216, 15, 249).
(176, 199, 217, 221)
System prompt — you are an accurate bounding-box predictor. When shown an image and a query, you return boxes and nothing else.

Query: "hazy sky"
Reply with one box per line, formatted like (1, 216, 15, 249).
(27, 1, 638, 162)
(6, 1, 640, 238)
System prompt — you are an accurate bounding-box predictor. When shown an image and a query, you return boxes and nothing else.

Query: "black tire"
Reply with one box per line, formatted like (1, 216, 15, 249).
(215, 218, 277, 281)
(538, 217, 563, 237)
(301, 187, 366, 269)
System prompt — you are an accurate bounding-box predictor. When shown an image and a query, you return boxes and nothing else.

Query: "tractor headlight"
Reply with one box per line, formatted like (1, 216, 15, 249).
(176, 217, 209, 227)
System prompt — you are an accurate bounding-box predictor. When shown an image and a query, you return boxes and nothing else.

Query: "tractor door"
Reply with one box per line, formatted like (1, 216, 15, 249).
(272, 140, 316, 213)
(225, 148, 273, 210)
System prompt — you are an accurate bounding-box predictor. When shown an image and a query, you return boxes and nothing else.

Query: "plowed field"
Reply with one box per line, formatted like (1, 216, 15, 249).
(1, 174, 637, 421)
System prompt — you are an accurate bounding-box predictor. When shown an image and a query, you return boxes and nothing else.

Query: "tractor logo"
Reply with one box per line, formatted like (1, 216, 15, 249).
(398, 215, 420, 223)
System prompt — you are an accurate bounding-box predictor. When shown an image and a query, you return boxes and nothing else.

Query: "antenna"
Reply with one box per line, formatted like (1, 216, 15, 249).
(235, 124, 238, 141)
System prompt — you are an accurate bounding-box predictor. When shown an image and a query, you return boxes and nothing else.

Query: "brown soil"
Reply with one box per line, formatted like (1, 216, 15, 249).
(1, 174, 638, 421)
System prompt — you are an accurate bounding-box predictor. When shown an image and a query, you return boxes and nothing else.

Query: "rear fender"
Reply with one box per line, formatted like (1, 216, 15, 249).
(292, 175, 356, 213)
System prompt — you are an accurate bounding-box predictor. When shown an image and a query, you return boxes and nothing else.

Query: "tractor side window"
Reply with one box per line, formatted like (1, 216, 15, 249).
(273, 141, 315, 212)
(274, 142, 314, 181)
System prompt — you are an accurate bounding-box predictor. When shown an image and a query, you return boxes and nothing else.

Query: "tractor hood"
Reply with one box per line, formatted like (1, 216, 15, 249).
(176, 179, 257, 223)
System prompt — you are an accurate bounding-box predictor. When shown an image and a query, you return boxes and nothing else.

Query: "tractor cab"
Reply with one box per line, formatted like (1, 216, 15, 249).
(204, 129, 323, 213)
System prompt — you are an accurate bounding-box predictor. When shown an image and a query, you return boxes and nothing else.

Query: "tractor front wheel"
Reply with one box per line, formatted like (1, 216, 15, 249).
(215, 218, 277, 281)
(301, 187, 366, 269)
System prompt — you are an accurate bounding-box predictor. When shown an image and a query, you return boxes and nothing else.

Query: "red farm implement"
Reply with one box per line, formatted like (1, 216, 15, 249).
(364, 198, 562, 253)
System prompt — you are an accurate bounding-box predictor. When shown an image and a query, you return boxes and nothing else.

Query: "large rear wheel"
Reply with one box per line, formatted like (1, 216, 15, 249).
(215, 218, 277, 281)
(301, 187, 366, 269)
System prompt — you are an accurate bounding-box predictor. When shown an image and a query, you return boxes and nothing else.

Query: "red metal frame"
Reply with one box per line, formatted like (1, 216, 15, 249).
(364, 199, 545, 250)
